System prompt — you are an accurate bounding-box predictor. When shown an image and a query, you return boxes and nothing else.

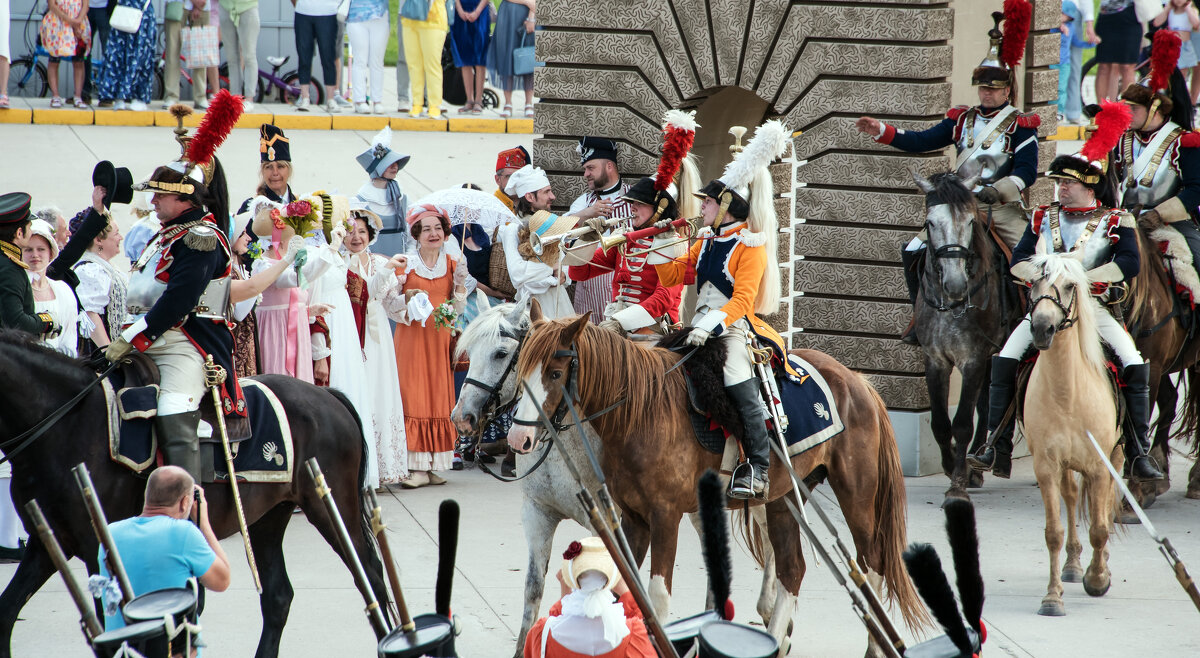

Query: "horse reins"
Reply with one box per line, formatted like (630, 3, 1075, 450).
(1030, 285, 1079, 331)
(0, 361, 120, 465)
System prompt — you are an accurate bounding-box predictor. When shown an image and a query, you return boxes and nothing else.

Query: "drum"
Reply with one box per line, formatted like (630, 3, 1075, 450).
(378, 613, 456, 658)
(121, 587, 200, 654)
(698, 620, 778, 658)
(91, 619, 170, 658)
(903, 628, 981, 658)
(664, 609, 722, 655)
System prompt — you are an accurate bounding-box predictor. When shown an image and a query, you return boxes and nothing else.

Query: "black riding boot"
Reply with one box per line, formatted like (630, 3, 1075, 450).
(1122, 363, 1164, 480)
(967, 356, 1018, 478)
(727, 379, 771, 500)
(157, 410, 202, 483)
(899, 247, 925, 346)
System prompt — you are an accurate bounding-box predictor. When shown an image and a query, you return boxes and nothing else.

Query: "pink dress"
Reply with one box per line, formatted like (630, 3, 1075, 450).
(252, 248, 332, 384)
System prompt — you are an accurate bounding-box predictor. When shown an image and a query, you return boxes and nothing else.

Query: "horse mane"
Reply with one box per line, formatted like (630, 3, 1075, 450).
(0, 330, 93, 383)
(925, 173, 992, 271)
(517, 319, 689, 434)
(455, 302, 524, 359)
(1125, 226, 1169, 331)
(1025, 253, 1107, 374)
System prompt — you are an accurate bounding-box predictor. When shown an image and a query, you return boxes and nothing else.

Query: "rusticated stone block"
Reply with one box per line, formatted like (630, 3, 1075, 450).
(674, 0, 718, 90)
(793, 224, 916, 263)
(796, 152, 947, 190)
(794, 188, 926, 228)
(1029, 32, 1061, 68)
(794, 261, 907, 300)
(739, 0, 792, 87)
(762, 300, 791, 338)
(534, 139, 659, 177)
(1030, 105, 1059, 138)
(793, 297, 910, 336)
(783, 80, 951, 131)
(710, 0, 752, 87)
(535, 69, 670, 125)
(534, 104, 662, 157)
(536, 32, 682, 105)
(1037, 145, 1056, 173)
(777, 230, 792, 264)
(863, 373, 930, 410)
(772, 163, 792, 198)
(773, 197, 791, 231)
(1029, 177, 1055, 208)
(1033, 0, 1063, 29)
(775, 44, 952, 111)
(798, 334, 924, 373)
(1026, 69, 1060, 105)
(792, 118, 948, 160)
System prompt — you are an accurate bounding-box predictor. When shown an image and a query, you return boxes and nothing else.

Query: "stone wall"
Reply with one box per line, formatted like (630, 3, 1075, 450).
(534, 0, 1058, 411)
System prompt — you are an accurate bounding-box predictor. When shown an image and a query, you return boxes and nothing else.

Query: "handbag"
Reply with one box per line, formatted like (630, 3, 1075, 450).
(488, 228, 517, 299)
(181, 24, 220, 69)
(512, 30, 536, 77)
(1133, 0, 1161, 24)
(110, 0, 151, 34)
(400, 0, 432, 21)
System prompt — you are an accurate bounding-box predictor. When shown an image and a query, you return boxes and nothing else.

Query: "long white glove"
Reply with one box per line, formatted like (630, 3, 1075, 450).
(284, 236, 305, 263)
(329, 222, 348, 252)
(684, 327, 711, 347)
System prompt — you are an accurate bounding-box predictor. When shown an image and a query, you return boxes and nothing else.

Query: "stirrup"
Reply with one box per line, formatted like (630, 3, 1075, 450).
(729, 462, 766, 500)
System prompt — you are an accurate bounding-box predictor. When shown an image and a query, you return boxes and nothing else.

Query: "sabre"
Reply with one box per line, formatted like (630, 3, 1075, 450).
(1085, 431, 1200, 613)
(204, 355, 261, 594)
(72, 463, 135, 605)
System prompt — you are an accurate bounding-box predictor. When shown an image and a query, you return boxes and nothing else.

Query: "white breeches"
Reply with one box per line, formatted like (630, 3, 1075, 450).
(999, 311, 1145, 367)
(143, 329, 207, 414)
(719, 321, 756, 386)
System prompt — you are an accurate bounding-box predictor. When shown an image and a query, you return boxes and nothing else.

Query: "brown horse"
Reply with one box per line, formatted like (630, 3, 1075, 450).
(507, 306, 928, 651)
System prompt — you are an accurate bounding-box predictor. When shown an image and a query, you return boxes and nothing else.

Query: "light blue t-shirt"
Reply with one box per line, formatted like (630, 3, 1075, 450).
(99, 515, 216, 631)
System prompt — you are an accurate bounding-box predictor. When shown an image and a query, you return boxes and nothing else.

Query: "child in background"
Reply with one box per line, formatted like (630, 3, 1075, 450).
(41, 0, 91, 108)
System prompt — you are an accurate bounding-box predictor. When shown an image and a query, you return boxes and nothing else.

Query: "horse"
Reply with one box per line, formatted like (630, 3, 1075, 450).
(0, 332, 391, 657)
(450, 303, 782, 655)
(911, 171, 1019, 498)
(507, 305, 929, 650)
(1020, 248, 1122, 617)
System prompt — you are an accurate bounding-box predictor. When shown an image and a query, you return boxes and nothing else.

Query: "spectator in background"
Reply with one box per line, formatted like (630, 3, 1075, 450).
(400, 0, 450, 119)
(82, 0, 112, 105)
(123, 193, 159, 262)
(0, 0, 10, 109)
(1155, 1, 1200, 103)
(32, 206, 70, 251)
(219, 0, 260, 112)
(96, 0, 156, 110)
(1062, 0, 1099, 126)
(487, 0, 535, 118)
(346, 0, 389, 114)
(356, 127, 412, 257)
(42, 0, 91, 109)
(451, 0, 491, 115)
(23, 219, 79, 356)
(161, 0, 210, 109)
(1095, 0, 1141, 102)
(71, 208, 125, 354)
(292, 0, 341, 112)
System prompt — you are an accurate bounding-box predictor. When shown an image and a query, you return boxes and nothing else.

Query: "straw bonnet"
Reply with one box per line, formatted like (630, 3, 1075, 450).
(560, 537, 618, 591)
(527, 210, 580, 244)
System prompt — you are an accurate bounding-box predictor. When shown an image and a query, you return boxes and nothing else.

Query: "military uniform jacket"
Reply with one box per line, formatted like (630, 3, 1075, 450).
(1012, 202, 1140, 295)
(0, 241, 53, 335)
(875, 103, 1040, 203)
(567, 233, 682, 331)
(1113, 125, 1200, 222)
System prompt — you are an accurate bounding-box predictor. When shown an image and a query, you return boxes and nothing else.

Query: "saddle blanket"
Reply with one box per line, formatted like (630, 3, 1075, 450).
(1152, 226, 1200, 306)
(104, 378, 294, 484)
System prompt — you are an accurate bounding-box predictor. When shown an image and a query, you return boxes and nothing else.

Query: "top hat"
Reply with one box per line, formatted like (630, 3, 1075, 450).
(0, 193, 32, 226)
(92, 161, 135, 208)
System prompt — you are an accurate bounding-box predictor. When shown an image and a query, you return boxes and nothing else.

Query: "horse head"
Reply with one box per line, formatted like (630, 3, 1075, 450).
(913, 169, 981, 303)
(1025, 240, 1097, 363)
(449, 298, 530, 442)
(507, 308, 592, 454)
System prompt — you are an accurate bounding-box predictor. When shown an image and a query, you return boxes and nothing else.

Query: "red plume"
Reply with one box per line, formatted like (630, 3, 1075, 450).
(185, 90, 244, 167)
(1000, 0, 1032, 69)
(1080, 100, 1132, 163)
(655, 110, 697, 193)
(1150, 29, 1182, 93)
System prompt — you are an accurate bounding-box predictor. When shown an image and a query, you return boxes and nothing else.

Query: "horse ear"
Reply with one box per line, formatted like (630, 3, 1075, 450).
(561, 312, 591, 345)
(910, 166, 935, 194)
(530, 297, 543, 323)
(504, 300, 527, 328)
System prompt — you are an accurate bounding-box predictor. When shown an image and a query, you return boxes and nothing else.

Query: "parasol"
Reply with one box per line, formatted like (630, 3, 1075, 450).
(412, 187, 517, 231)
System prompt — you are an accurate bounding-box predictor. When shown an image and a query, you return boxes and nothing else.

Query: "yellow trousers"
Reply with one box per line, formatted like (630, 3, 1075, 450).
(401, 19, 447, 118)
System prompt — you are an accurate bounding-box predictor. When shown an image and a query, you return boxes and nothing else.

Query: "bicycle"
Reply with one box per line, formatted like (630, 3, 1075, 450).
(6, 5, 51, 99)
(252, 55, 325, 106)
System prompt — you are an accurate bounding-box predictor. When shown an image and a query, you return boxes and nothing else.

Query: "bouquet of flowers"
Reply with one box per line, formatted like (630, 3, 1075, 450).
(269, 197, 321, 239)
(433, 301, 458, 331)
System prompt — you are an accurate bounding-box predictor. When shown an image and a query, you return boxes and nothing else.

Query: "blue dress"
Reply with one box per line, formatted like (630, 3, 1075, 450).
(97, 0, 157, 102)
(486, 0, 532, 89)
(450, 0, 491, 67)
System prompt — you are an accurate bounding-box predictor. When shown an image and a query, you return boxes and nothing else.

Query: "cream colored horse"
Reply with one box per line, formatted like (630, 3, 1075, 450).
(1022, 246, 1123, 617)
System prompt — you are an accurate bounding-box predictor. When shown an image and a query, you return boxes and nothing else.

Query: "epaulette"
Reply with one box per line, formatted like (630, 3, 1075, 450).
(1015, 111, 1041, 129)
(183, 224, 219, 252)
(1030, 205, 1050, 234)
(1179, 131, 1200, 148)
(1112, 209, 1136, 229)
(945, 105, 970, 121)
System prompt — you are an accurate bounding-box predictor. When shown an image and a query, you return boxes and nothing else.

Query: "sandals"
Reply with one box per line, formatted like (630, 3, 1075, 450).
(0, 95, 9, 109)
(73, 97, 87, 109)
(499, 103, 512, 118)
(524, 104, 535, 118)
(50, 96, 64, 108)
(456, 103, 473, 114)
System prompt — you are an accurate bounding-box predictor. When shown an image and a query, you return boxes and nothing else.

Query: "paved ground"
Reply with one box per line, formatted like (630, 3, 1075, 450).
(1, 128, 1198, 656)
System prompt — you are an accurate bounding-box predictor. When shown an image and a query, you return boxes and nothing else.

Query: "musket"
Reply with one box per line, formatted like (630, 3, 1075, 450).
(1086, 431, 1200, 613)
(364, 486, 413, 631)
(305, 458, 391, 639)
(25, 500, 104, 640)
(72, 463, 134, 605)
(204, 355, 262, 594)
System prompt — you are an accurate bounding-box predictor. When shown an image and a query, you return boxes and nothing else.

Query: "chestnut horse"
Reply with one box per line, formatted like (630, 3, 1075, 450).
(507, 306, 927, 650)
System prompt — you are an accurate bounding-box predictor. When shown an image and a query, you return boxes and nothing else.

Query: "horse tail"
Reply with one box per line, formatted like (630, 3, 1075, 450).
(1174, 365, 1200, 455)
(863, 376, 931, 631)
(327, 387, 394, 624)
(732, 505, 769, 570)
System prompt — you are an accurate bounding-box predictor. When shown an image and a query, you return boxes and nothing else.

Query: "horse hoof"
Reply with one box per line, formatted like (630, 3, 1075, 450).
(1187, 487, 1200, 500)
(1038, 600, 1066, 617)
(968, 469, 985, 489)
(1155, 479, 1171, 496)
(1062, 565, 1084, 583)
(1083, 576, 1111, 597)
(1140, 489, 1157, 510)
(1115, 509, 1142, 525)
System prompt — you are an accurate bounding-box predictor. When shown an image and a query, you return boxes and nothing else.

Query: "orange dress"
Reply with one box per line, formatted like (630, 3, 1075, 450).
(392, 254, 458, 472)
(524, 593, 656, 658)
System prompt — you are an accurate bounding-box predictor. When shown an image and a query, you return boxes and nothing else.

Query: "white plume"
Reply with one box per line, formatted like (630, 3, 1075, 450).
(663, 109, 699, 132)
(718, 119, 790, 191)
(371, 125, 393, 150)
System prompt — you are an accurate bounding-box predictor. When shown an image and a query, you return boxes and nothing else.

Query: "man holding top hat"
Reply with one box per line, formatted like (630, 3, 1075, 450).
(0, 192, 60, 338)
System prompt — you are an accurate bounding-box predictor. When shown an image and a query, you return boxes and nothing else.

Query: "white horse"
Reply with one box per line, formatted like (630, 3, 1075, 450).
(450, 302, 783, 655)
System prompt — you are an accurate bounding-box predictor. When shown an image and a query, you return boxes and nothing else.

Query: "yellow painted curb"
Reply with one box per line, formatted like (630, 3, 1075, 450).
(0, 108, 33, 124)
(95, 110, 156, 127)
(236, 112, 276, 129)
(32, 108, 93, 125)
(391, 116, 447, 132)
(154, 110, 205, 127)
(332, 115, 391, 131)
(273, 113, 333, 130)
(506, 118, 534, 134)
(1049, 125, 1082, 141)
(448, 117, 508, 133)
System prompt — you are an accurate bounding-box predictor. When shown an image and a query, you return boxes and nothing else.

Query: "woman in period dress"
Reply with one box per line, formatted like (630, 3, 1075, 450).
(344, 205, 409, 485)
(72, 210, 126, 354)
(23, 219, 79, 356)
(227, 210, 303, 377)
(385, 204, 473, 488)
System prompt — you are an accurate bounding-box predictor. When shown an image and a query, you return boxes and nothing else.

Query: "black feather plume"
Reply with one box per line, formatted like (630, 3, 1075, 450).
(943, 498, 985, 635)
(903, 543, 972, 655)
(698, 470, 733, 619)
(435, 499, 460, 617)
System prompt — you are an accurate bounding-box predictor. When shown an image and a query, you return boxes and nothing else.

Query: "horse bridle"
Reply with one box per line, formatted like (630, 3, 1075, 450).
(510, 342, 627, 432)
(460, 324, 526, 434)
(921, 214, 990, 316)
(0, 360, 119, 466)
(1029, 283, 1079, 331)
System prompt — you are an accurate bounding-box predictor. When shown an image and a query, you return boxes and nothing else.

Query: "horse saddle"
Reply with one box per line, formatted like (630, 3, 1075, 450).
(1014, 351, 1126, 440)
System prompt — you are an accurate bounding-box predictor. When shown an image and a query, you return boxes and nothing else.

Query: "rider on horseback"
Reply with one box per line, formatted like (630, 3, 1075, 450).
(969, 101, 1165, 481)
(1114, 30, 1200, 269)
(855, 0, 1037, 345)
(653, 121, 791, 500)
(104, 95, 244, 484)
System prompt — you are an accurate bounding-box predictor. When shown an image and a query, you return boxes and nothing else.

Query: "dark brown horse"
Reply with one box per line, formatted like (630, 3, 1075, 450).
(507, 309, 929, 650)
(0, 332, 390, 657)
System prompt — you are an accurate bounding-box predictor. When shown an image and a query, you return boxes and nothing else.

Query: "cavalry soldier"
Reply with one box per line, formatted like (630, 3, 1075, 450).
(968, 102, 1164, 481)
(653, 121, 791, 500)
(0, 192, 59, 338)
(568, 111, 700, 335)
(855, 0, 1036, 344)
(568, 137, 637, 322)
(1114, 30, 1200, 268)
(104, 93, 245, 484)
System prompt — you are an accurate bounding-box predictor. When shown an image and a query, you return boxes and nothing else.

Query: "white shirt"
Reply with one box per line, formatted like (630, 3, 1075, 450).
(295, 0, 341, 16)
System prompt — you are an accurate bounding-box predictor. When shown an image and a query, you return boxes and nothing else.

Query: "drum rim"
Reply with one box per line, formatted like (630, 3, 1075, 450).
(92, 619, 169, 642)
(123, 587, 197, 620)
